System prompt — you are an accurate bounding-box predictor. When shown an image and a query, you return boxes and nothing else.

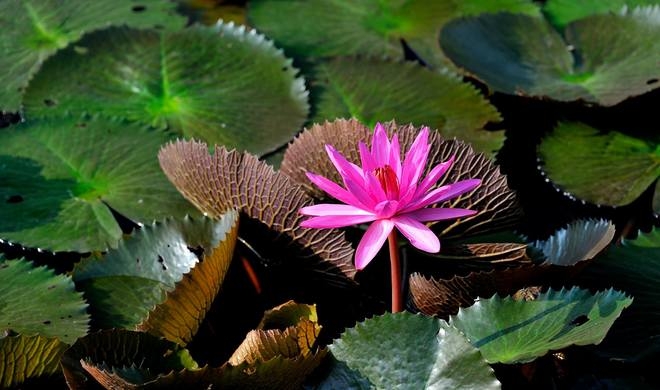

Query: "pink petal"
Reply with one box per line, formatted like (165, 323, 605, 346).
(371, 123, 391, 166)
(325, 145, 376, 208)
(355, 219, 394, 270)
(364, 170, 387, 204)
(400, 127, 430, 195)
(301, 214, 377, 229)
(299, 203, 373, 216)
(306, 172, 362, 207)
(403, 178, 481, 212)
(392, 215, 440, 253)
(359, 141, 377, 172)
(415, 156, 454, 196)
(405, 207, 477, 222)
(389, 133, 402, 177)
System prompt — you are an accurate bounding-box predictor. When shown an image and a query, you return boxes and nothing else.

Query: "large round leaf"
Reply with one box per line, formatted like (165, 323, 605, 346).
(327, 312, 500, 389)
(23, 23, 309, 156)
(449, 287, 633, 364)
(0, 257, 89, 343)
(543, 0, 659, 29)
(311, 58, 503, 154)
(576, 227, 660, 362)
(73, 211, 238, 333)
(0, 117, 195, 252)
(248, 0, 539, 70)
(441, 9, 660, 105)
(0, 0, 186, 112)
(538, 122, 660, 207)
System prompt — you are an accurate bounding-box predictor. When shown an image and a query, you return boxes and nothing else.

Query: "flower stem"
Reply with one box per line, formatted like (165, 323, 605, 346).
(388, 229, 403, 313)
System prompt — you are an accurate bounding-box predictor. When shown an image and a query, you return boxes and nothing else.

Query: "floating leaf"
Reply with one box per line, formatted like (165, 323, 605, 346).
(441, 9, 660, 105)
(158, 139, 356, 282)
(450, 287, 633, 363)
(61, 329, 198, 389)
(73, 211, 237, 333)
(281, 119, 522, 239)
(328, 312, 500, 389)
(311, 58, 503, 154)
(248, 0, 539, 69)
(576, 227, 660, 361)
(0, 0, 186, 111)
(0, 257, 89, 344)
(23, 23, 309, 156)
(0, 116, 195, 252)
(0, 334, 68, 388)
(137, 211, 239, 345)
(538, 122, 660, 207)
(543, 0, 658, 28)
(533, 219, 615, 266)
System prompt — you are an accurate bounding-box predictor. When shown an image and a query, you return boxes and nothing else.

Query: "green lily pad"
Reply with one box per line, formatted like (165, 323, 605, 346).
(0, 334, 69, 388)
(73, 211, 238, 331)
(576, 227, 660, 362)
(328, 312, 500, 389)
(0, 116, 195, 252)
(538, 122, 660, 207)
(0, 0, 186, 112)
(533, 219, 615, 266)
(0, 257, 89, 344)
(543, 0, 659, 29)
(441, 9, 660, 105)
(450, 287, 633, 364)
(23, 22, 309, 156)
(248, 0, 539, 70)
(311, 58, 503, 154)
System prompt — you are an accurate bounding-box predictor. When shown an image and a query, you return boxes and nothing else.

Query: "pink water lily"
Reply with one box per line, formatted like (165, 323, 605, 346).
(300, 123, 480, 270)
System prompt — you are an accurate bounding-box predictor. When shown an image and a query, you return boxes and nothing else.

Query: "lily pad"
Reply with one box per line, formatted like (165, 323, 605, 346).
(23, 22, 309, 156)
(0, 257, 89, 344)
(73, 211, 238, 333)
(248, 0, 539, 69)
(328, 312, 500, 389)
(0, 0, 186, 112)
(311, 58, 503, 154)
(576, 227, 660, 361)
(281, 119, 522, 239)
(0, 334, 69, 388)
(450, 287, 633, 363)
(538, 122, 660, 207)
(441, 9, 660, 105)
(543, 0, 659, 29)
(0, 116, 195, 252)
(158, 139, 357, 282)
(533, 219, 615, 266)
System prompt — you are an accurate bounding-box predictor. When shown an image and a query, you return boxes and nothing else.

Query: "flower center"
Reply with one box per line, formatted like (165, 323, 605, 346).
(374, 165, 399, 199)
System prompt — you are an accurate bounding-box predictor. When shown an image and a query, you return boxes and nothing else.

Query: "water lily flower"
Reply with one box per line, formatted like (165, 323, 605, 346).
(299, 123, 480, 270)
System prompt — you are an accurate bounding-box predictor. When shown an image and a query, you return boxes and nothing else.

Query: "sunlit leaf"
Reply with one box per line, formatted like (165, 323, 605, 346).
(0, 116, 195, 252)
(441, 9, 660, 105)
(23, 22, 309, 156)
(61, 329, 198, 389)
(281, 119, 522, 239)
(0, 0, 186, 111)
(248, 0, 539, 70)
(137, 210, 239, 345)
(158, 139, 357, 284)
(0, 335, 68, 388)
(538, 122, 660, 207)
(328, 312, 500, 389)
(533, 219, 615, 266)
(543, 0, 659, 28)
(73, 211, 238, 331)
(310, 58, 503, 154)
(450, 287, 633, 363)
(576, 227, 660, 362)
(0, 257, 89, 344)
(257, 300, 318, 330)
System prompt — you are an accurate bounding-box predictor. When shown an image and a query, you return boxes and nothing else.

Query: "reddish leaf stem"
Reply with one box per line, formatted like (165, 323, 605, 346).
(241, 256, 262, 294)
(388, 229, 403, 313)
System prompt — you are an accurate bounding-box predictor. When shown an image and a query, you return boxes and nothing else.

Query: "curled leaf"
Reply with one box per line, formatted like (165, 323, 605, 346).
(533, 219, 615, 266)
